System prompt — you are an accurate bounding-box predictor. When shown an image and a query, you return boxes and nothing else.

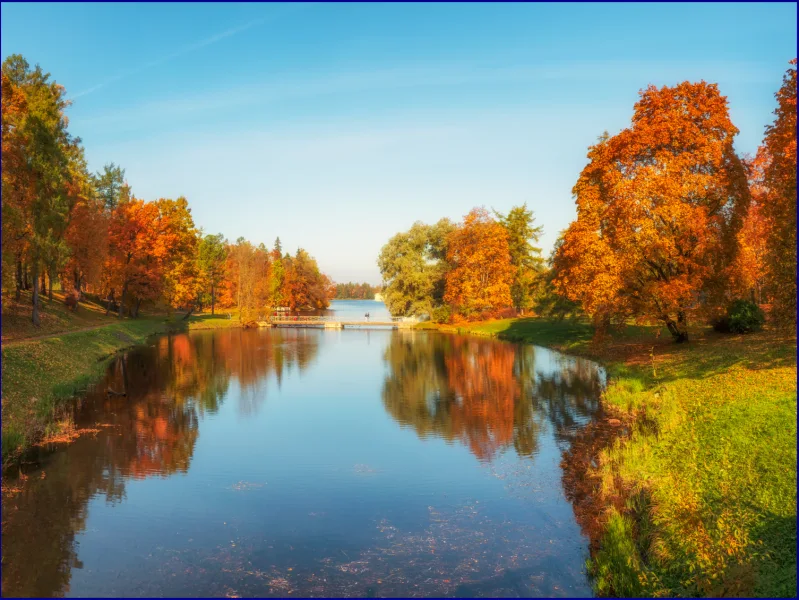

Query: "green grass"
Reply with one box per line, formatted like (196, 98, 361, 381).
(594, 330, 796, 597)
(419, 317, 797, 597)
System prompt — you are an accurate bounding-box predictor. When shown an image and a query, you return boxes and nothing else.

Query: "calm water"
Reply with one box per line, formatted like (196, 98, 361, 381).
(2, 308, 605, 598)
(288, 299, 393, 322)
(325, 299, 393, 321)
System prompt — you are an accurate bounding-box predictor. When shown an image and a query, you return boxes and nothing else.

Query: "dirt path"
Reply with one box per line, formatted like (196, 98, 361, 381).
(1, 323, 113, 348)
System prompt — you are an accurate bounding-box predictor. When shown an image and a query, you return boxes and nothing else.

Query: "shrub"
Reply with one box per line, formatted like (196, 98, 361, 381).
(431, 305, 452, 324)
(472, 307, 518, 321)
(713, 299, 765, 334)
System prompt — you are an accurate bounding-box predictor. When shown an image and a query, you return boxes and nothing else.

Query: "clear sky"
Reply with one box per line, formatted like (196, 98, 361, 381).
(2, 2, 796, 284)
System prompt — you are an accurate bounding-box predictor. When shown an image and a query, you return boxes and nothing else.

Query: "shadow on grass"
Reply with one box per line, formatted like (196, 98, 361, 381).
(494, 317, 594, 348)
(750, 512, 798, 598)
(496, 319, 796, 387)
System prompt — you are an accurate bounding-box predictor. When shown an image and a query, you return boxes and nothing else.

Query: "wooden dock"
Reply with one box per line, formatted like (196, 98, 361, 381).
(260, 316, 415, 329)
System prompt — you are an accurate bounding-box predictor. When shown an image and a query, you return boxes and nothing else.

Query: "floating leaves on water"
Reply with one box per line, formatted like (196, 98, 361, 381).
(37, 426, 101, 447)
(140, 502, 576, 597)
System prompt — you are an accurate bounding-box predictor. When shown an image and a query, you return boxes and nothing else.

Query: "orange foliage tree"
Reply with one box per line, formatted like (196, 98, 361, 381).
(760, 59, 797, 325)
(554, 82, 750, 342)
(731, 151, 770, 304)
(105, 198, 162, 317)
(444, 207, 514, 318)
(62, 150, 108, 296)
(156, 197, 200, 316)
(282, 248, 331, 311)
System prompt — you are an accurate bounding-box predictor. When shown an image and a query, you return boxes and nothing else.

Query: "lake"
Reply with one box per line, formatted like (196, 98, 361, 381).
(1, 303, 606, 598)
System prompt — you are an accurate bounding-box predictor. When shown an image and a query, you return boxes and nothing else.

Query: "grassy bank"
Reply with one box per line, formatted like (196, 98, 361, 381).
(1, 289, 123, 343)
(2, 317, 178, 462)
(418, 318, 797, 597)
(1, 298, 244, 464)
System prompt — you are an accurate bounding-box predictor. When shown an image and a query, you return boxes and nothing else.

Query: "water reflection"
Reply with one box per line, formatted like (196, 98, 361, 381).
(1, 328, 319, 597)
(2, 329, 604, 598)
(382, 332, 604, 461)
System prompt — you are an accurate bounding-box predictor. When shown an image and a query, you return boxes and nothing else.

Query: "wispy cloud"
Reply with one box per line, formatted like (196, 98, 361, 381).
(72, 58, 774, 136)
(70, 10, 289, 99)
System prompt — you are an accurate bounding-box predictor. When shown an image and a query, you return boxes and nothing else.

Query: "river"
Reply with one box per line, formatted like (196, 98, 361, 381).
(1, 301, 606, 597)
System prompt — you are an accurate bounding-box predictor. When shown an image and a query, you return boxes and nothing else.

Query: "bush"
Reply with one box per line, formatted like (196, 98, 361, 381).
(713, 299, 765, 334)
(471, 307, 518, 321)
(431, 305, 451, 324)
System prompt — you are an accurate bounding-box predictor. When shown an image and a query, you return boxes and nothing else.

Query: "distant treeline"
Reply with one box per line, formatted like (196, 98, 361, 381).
(334, 282, 380, 300)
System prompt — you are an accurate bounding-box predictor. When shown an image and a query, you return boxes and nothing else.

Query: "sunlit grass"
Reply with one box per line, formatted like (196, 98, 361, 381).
(595, 330, 796, 597)
(185, 309, 243, 330)
(1, 290, 117, 342)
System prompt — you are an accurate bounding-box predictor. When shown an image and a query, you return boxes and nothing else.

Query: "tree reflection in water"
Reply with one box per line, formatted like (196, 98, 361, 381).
(0, 328, 319, 597)
(2, 329, 603, 598)
(381, 331, 604, 462)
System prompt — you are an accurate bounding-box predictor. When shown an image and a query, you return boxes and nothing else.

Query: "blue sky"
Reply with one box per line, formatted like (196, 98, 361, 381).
(2, 2, 796, 284)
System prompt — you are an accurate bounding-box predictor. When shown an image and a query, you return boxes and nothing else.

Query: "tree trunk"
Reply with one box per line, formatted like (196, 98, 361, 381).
(23, 262, 29, 290)
(15, 255, 22, 301)
(665, 318, 689, 343)
(48, 270, 54, 301)
(182, 306, 195, 320)
(31, 262, 40, 326)
(41, 271, 47, 296)
(106, 289, 115, 316)
(132, 298, 142, 318)
(118, 282, 128, 318)
(211, 282, 215, 316)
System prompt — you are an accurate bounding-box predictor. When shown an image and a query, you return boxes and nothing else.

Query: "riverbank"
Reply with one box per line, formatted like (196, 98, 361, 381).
(1, 296, 244, 465)
(417, 318, 797, 597)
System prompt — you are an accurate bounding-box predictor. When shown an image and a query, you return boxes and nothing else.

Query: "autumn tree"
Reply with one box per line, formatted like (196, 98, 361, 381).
(760, 60, 797, 325)
(730, 151, 770, 304)
(554, 82, 750, 342)
(225, 238, 272, 322)
(269, 238, 285, 307)
(377, 218, 455, 317)
(157, 197, 199, 317)
(198, 233, 228, 315)
(2, 55, 74, 325)
(494, 203, 544, 312)
(282, 248, 330, 311)
(535, 233, 584, 321)
(444, 208, 514, 318)
(105, 198, 162, 317)
(1, 69, 30, 298)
